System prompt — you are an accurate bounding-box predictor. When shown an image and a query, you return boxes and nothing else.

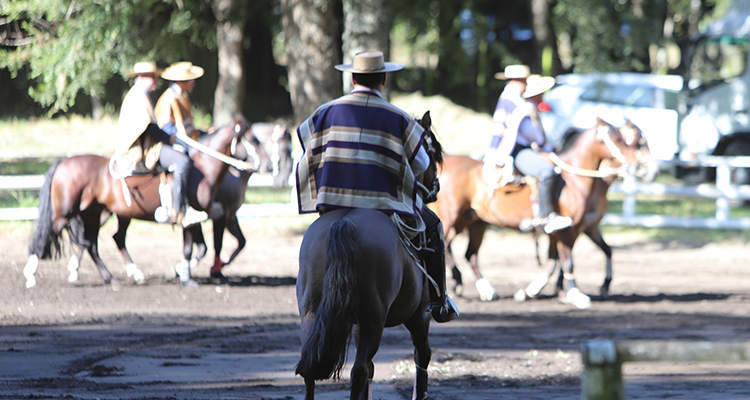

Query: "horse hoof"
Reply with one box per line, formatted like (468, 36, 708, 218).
(453, 283, 464, 297)
(475, 278, 498, 302)
(210, 269, 226, 280)
(600, 286, 609, 300)
(181, 279, 200, 289)
(110, 279, 122, 292)
(25, 276, 37, 289)
(514, 289, 527, 303)
(561, 288, 591, 309)
(68, 271, 79, 283)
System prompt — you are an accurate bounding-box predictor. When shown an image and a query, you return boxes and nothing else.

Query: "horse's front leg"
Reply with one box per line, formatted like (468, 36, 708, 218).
(175, 227, 200, 288)
(465, 221, 498, 301)
(584, 225, 613, 299)
(81, 210, 119, 290)
(112, 216, 145, 284)
(556, 240, 591, 309)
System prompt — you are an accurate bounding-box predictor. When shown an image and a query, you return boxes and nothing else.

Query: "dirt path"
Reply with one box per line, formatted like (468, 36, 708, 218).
(1, 217, 750, 399)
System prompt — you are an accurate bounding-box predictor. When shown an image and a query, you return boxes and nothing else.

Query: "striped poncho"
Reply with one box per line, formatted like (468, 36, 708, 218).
(296, 91, 427, 217)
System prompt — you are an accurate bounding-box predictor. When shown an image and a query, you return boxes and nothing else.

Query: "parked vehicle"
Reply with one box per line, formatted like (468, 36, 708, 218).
(540, 72, 682, 163)
(542, 0, 750, 184)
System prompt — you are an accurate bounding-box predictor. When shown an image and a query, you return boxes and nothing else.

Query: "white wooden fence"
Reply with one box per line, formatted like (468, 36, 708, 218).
(581, 339, 750, 400)
(603, 156, 750, 230)
(3, 156, 750, 227)
(0, 173, 298, 221)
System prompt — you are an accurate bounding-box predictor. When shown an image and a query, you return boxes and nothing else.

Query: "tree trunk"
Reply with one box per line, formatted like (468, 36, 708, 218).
(212, 0, 246, 127)
(530, 0, 561, 75)
(341, 0, 391, 96)
(280, 0, 342, 125)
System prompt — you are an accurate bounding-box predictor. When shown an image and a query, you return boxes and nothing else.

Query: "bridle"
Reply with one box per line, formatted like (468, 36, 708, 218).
(418, 126, 441, 204)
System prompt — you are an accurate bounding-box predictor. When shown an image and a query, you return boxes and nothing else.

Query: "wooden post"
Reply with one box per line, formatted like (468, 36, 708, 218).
(716, 161, 731, 221)
(581, 340, 624, 400)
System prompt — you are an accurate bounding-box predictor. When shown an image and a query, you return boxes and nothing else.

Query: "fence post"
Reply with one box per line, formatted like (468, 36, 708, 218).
(621, 173, 636, 220)
(581, 340, 624, 400)
(715, 160, 731, 222)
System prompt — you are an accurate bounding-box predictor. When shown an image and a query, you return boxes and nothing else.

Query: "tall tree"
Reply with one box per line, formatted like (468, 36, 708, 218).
(341, 0, 391, 95)
(212, 0, 246, 127)
(280, 0, 342, 125)
(0, 0, 214, 115)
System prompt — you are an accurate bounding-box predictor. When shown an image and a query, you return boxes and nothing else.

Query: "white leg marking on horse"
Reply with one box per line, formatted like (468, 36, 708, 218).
(175, 260, 190, 282)
(564, 287, 591, 309)
(24, 255, 39, 289)
(125, 263, 145, 284)
(525, 272, 550, 298)
(67, 256, 80, 282)
(475, 278, 498, 301)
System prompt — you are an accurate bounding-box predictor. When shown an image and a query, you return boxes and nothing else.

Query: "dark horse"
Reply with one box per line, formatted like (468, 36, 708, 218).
(24, 117, 251, 289)
(296, 112, 442, 400)
(431, 118, 641, 308)
(179, 122, 293, 280)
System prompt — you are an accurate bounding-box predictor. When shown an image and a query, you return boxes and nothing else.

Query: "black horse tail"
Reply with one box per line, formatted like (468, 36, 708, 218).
(296, 217, 359, 381)
(28, 160, 63, 259)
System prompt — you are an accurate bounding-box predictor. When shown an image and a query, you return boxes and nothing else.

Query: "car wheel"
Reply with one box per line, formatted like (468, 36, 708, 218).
(724, 140, 750, 185)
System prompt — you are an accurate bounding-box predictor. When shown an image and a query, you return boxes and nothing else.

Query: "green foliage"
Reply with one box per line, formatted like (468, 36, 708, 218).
(0, 0, 215, 115)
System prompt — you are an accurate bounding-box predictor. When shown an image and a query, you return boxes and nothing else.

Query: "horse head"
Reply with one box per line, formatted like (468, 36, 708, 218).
(245, 122, 294, 187)
(621, 118, 658, 182)
(416, 111, 444, 204)
(592, 117, 639, 173)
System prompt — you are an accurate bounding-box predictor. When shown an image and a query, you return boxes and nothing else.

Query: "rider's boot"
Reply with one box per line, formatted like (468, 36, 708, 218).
(537, 169, 572, 234)
(421, 221, 459, 323)
(170, 159, 191, 224)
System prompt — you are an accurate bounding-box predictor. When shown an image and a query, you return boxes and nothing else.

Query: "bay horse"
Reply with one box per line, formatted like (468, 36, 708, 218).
(180, 122, 293, 280)
(296, 112, 442, 400)
(430, 118, 640, 308)
(536, 119, 656, 301)
(24, 116, 251, 289)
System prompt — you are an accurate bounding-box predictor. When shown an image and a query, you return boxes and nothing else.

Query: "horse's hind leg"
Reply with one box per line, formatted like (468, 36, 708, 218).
(465, 221, 498, 301)
(584, 225, 613, 299)
(223, 214, 246, 266)
(210, 216, 228, 278)
(112, 216, 145, 284)
(517, 236, 559, 302)
(81, 210, 118, 288)
(351, 323, 383, 400)
(404, 311, 431, 400)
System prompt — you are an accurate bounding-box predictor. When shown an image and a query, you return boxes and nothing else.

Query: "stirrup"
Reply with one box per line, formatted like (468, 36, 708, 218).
(429, 295, 459, 323)
(543, 213, 572, 234)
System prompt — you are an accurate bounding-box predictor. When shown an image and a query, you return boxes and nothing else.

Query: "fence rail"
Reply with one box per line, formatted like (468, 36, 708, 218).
(3, 156, 750, 225)
(581, 339, 750, 400)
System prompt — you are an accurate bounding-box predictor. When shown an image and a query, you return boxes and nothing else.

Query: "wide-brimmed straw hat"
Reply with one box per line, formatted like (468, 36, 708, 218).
(335, 51, 403, 73)
(161, 62, 205, 81)
(494, 64, 531, 80)
(522, 75, 556, 98)
(125, 62, 163, 78)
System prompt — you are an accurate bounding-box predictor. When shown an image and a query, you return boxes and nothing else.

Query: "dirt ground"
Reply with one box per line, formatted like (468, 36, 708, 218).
(1, 216, 750, 400)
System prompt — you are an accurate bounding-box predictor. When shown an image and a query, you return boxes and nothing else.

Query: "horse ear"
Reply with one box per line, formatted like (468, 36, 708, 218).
(421, 111, 431, 129)
(596, 117, 606, 127)
(624, 118, 634, 127)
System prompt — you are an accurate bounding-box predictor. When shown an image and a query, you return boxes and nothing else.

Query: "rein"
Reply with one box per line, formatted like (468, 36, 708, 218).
(547, 152, 626, 178)
(177, 127, 254, 172)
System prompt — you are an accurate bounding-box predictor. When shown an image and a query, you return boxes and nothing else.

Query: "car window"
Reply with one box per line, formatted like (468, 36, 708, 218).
(579, 83, 654, 108)
(689, 36, 749, 89)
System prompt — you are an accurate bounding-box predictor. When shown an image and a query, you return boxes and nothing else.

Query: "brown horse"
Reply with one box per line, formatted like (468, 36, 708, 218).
(296, 112, 441, 400)
(430, 118, 640, 308)
(181, 122, 293, 279)
(24, 117, 251, 289)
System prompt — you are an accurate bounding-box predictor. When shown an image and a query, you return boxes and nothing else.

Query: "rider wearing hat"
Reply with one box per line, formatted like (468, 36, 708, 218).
(485, 65, 572, 234)
(155, 61, 206, 152)
(113, 61, 192, 225)
(296, 51, 458, 323)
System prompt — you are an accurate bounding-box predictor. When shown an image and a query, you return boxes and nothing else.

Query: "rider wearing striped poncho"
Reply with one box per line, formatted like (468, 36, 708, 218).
(296, 51, 457, 323)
